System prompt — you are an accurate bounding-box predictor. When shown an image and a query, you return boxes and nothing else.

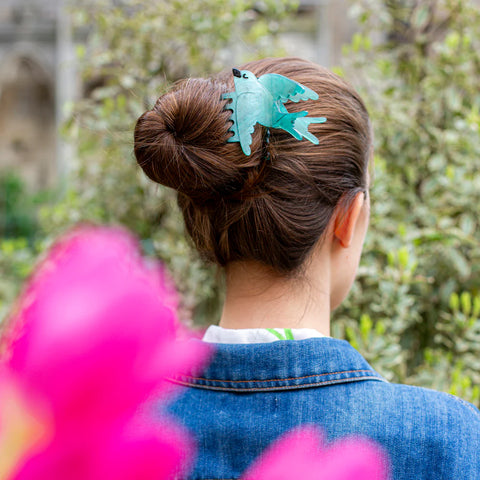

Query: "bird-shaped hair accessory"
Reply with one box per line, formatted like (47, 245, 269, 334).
(222, 68, 327, 156)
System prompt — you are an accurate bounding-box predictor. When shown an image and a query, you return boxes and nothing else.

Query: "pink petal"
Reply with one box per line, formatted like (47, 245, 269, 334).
(242, 426, 325, 480)
(1, 226, 210, 480)
(3, 226, 209, 428)
(13, 417, 193, 480)
(314, 437, 389, 480)
(99, 417, 195, 480)
(242, 426, 389, 480)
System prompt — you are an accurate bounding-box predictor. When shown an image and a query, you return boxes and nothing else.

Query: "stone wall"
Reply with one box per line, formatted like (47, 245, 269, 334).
(281, 0, 356, 67)
(0, 0, 58, 190)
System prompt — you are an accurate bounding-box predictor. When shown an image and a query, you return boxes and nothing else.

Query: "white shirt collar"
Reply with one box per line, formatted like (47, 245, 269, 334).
(202, 325, 327, 344)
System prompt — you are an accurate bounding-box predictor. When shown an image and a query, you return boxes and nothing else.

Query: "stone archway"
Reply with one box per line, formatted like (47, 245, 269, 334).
(0, 51, 56, 190)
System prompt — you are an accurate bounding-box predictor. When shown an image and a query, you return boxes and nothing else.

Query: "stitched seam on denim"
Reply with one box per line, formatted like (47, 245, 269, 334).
(167, 376, 385, 392)
(170, 368, 374, 384)
(448, 393, 480, 416)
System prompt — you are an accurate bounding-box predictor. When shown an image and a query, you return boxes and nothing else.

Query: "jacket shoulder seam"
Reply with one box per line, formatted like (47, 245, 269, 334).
(447, 393, 480, 416)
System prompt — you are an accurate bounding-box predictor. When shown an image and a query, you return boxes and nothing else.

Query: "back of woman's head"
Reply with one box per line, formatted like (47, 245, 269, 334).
(134, 57, 372, 276)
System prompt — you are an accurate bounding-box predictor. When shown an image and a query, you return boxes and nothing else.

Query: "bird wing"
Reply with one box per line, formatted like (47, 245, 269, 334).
(258, 73, 319, 103)
(235, 91, 260, 156)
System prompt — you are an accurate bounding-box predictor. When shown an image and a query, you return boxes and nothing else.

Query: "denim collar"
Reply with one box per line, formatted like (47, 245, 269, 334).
(168, 337, 386, 393)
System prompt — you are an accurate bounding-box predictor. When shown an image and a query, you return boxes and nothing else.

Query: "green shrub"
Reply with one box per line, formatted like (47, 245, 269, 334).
(0, 173, 54, 328)
(0, 172, 38, 239)
(333, 0, 480, 404)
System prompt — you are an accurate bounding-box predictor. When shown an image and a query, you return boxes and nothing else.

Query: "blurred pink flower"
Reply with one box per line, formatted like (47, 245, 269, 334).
(0, 225, 390, 480)
(0, 226, 210, 480)
(242, 426, 390, 480)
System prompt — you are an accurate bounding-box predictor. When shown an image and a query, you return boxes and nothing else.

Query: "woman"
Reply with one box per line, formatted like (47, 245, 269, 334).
(134, 57, 480, 479)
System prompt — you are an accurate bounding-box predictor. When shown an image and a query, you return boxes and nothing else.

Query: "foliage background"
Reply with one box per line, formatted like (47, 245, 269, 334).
(1, 0, 479, 405)
(333, 0, 480, 404)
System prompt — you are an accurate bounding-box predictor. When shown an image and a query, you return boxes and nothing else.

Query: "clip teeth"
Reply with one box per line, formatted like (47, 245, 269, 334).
(226, 121, 239, 141)
(227, 130, 239, 142)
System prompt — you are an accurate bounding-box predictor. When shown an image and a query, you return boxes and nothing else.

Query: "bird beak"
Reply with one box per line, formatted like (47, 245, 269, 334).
(232, 68, 241, 78)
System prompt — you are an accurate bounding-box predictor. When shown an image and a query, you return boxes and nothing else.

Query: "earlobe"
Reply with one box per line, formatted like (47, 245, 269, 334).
(334, 192, 365, 248)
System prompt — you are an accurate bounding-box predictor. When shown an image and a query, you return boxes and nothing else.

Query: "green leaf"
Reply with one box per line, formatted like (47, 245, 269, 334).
(449, 293, 460, 312)
(461, 292, 472, 317)
(412, 5, 430, 29)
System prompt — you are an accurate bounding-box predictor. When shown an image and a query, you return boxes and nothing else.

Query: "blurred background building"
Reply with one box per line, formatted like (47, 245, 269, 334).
(0, 0, 73, 190)
(0, 0, 354, 192)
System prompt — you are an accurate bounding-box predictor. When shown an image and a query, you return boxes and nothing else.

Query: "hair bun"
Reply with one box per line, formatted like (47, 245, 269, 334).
(134, 78, 252, 204)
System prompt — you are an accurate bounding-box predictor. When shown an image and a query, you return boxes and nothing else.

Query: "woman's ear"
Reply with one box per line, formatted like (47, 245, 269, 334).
(334, 192, 365, 248)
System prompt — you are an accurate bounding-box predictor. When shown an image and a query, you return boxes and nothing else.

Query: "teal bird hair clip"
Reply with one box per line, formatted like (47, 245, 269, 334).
(222, 68, 327, 156)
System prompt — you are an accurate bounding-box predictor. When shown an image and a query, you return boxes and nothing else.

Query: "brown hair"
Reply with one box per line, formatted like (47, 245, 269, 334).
(134, 57, 372, 275)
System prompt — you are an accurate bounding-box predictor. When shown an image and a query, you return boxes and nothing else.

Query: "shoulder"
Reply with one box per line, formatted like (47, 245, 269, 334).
(390, 382, 480, 418)
(368, 380, 480, 446)
(368, 379, 480, 421)
(350, 381, 480, 477)
(335, 376, 480, 433)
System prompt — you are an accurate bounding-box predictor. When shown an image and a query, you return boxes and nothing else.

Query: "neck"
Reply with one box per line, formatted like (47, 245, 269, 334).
(219, 257, 331, 336)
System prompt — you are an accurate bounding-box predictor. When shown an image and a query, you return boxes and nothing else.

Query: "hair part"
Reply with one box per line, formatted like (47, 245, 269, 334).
(134, 57, 372, 276)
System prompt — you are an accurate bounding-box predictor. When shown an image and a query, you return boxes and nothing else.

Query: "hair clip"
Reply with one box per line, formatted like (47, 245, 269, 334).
(222, 68, 327, 156)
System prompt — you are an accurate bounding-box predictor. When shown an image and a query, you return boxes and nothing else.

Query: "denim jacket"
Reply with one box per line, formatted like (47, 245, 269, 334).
(166, 337, 480, 479)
